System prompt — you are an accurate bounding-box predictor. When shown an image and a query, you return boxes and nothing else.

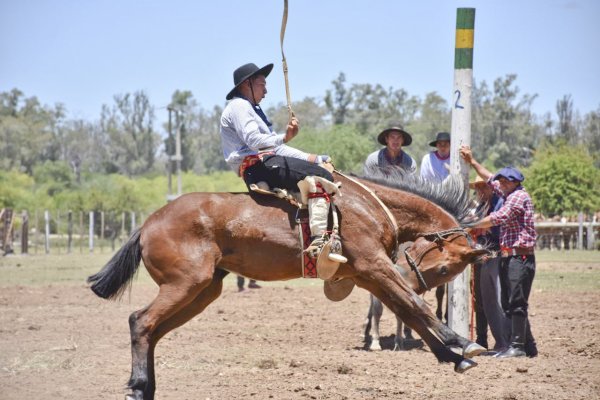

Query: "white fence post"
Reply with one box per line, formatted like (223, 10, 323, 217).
(89, 211, 94, 253)
(44, 210, 50, 254)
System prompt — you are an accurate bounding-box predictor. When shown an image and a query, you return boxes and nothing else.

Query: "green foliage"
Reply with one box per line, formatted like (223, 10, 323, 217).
(291, 125, 375, 173)
(0, 168, 247, 215)
(0, 89, 60, 174)
(0, 169, 36, 209)
(99, 91, 160, 176)
(471, 74, 542, 168)
(32, 160, 74, 197)
(2, 74, 599, 219)
(181, 171, 247, 192)
(525, 143, 600, 216)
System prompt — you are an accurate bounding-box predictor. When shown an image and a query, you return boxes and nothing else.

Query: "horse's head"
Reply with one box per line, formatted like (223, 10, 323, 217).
(398, 230, 490, 294)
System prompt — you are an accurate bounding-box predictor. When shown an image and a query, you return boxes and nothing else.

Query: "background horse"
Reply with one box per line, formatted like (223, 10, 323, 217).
(88, 170, 488, 400)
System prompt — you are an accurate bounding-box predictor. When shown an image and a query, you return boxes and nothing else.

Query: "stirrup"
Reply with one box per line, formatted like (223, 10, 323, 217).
(305, 236, 326, 259)
(326, 236, 347, 263)
(305, 235, 347, 263)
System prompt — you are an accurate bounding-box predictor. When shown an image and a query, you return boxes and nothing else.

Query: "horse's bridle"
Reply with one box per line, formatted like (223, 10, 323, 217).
(403, 227, 471, 291)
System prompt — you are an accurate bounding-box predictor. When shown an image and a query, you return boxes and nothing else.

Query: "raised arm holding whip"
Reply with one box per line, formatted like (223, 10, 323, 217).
(218, 0, 347, 269)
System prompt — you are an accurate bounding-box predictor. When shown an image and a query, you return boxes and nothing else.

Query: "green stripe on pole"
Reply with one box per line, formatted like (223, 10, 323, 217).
(454, 8, 475, 69)
(456, 8, 475, 29)
(455, 48, 474, 69)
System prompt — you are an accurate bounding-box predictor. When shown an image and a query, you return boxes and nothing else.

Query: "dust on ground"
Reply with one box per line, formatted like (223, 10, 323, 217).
(1, 263, 599, 400)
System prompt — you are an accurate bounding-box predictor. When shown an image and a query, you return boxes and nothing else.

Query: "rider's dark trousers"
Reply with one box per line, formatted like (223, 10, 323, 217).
(243, 155, 333, 190)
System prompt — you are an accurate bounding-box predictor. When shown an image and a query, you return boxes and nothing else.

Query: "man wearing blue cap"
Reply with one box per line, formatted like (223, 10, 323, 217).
(460, 145, 538, 359)
(220, 62, 346, 264)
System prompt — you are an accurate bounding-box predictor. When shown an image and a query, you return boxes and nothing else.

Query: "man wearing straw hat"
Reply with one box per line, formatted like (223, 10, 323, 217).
(363, 124, 417, 175)
(220, 62, 346, 264)
(460, 145, 538, 358)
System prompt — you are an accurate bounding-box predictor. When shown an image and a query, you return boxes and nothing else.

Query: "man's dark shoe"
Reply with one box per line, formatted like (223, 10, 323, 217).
(525, 341, 538, 358)
(248, 281, 262, 289)
(476, 338, 488, 350)
(496, 346, 526, 358)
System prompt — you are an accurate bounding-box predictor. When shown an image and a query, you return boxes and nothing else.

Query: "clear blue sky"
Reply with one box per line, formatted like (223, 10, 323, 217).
(2, 0, 599, 125)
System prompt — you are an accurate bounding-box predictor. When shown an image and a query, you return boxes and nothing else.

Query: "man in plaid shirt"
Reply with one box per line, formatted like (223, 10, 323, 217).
(460, 145, 538, 359)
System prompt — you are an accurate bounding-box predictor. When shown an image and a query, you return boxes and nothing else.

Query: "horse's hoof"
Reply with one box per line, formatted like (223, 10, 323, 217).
(463, 342, 486, 358)
(369, 342, 382, 351)
(454, 358, 477, 373)
(124, 391, 144, 400)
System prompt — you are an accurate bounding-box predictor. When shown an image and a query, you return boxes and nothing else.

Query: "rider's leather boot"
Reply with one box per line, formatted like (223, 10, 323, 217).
(306, 196, 346, 263)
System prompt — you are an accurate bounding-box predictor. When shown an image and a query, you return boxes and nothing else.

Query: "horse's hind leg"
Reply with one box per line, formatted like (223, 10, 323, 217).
(133, 269, 229, 399)
(126, 261, 218, 400)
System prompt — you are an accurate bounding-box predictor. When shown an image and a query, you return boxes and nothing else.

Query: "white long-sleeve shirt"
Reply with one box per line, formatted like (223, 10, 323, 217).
(420, 151, 450, 183)
(220, 97, 310, 175)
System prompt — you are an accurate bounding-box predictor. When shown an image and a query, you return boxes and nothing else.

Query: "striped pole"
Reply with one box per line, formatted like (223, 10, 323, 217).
(448, 8, 475, 339)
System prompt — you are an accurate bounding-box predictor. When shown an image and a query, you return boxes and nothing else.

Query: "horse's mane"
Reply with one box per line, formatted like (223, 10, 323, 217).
(359, 168, 485, 226)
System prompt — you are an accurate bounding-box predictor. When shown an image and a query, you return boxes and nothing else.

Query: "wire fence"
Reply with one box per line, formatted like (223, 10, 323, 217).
(1, 209, 145, 255)
(1, 208, 598, 255)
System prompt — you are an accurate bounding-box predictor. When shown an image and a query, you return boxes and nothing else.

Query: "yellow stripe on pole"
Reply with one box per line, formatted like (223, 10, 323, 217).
(455, 29, 474, 49)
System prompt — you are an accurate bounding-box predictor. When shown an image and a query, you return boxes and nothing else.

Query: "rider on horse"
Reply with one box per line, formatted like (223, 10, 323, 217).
(220, 62, 346, 264)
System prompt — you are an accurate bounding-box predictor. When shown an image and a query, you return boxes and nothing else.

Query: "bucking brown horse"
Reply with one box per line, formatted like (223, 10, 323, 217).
(88, 169, 489, 400)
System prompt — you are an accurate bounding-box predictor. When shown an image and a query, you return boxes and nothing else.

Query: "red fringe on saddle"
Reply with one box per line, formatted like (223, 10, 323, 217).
(298, 212, 318, 278)
(239, 151, 275, 177)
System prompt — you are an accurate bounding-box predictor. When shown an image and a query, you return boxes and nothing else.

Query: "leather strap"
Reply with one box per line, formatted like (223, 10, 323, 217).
(280, 0, 294, 121)
(501, 247, 535, 257)
(334, 170, 399, 246)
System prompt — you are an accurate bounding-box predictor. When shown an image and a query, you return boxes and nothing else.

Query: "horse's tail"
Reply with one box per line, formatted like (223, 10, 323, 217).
(87, 228, 142, 300)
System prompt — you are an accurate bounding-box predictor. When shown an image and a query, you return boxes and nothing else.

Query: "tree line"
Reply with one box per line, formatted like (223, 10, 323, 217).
(1, 73, 599, 218)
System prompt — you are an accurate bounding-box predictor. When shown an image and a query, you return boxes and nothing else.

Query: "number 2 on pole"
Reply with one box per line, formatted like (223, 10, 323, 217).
(454, 90, 464, 109)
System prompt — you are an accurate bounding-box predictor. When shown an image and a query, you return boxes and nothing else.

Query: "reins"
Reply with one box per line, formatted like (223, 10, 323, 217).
(334, 170, 399, 259)
(404, 227, 469, 291)
(280, 0, 294, 121)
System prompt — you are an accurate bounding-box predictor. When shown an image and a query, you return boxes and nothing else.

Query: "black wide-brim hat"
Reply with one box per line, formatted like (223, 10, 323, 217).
(226, 62, 274, 100)
(429, 131, 451, 147)
(377, 124, 412, 146)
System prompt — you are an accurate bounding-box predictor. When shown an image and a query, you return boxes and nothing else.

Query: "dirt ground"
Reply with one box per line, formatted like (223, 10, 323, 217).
(1, 263, 599, 400)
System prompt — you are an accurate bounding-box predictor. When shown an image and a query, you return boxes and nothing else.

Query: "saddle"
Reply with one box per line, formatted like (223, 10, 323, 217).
(247, 180, 343, 280)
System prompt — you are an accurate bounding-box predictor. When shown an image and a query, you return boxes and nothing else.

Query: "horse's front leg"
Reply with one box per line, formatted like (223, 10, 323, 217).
(354, 256, 480, 372)
(429, 318, 485, 359)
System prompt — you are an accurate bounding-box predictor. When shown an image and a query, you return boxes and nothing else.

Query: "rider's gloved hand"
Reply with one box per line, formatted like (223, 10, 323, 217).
(315, 154, 331, 164)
